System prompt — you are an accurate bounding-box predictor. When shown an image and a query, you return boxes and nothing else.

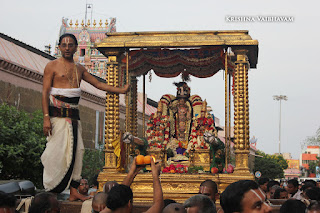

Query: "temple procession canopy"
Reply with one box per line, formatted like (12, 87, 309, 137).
(92, 30, 259, 203)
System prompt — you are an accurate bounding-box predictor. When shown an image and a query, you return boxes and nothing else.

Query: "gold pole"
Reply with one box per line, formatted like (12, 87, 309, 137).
(131, 77, 138, 136)
(228, 69, 231, 165)
(233, 48, 250, 174)
(125, 51, 129, 132)
(125, 51, 130, 169)
(103, 55, 120, 172)
(224, 49, 228, 170)
(143, 74, 146, 137)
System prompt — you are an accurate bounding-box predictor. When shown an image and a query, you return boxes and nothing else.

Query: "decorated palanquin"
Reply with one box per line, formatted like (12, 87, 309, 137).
(145, 81, 225, 172)
(95, 31, 259, 205)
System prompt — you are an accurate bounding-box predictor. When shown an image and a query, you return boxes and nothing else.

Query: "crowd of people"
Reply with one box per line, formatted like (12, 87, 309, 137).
(3, 160, 320, 213)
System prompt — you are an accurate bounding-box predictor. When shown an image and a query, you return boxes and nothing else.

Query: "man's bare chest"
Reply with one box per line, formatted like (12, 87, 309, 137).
(53, 64, 81, 87)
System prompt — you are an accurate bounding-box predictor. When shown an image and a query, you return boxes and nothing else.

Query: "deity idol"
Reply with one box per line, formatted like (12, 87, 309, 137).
(159, 82, 203, 155)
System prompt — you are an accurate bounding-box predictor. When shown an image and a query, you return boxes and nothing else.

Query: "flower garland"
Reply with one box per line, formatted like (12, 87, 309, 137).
(146, 113, 170, 148)
(187, 114, 215, 152)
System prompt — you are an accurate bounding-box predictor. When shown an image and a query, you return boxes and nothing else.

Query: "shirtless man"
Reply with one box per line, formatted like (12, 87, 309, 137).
(41, 33, 129, 199)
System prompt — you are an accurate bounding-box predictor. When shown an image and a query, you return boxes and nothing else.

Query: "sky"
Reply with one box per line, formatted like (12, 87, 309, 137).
(1, 0, 320, 159)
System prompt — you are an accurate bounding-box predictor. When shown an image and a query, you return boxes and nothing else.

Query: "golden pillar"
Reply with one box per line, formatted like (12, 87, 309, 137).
(130, 76, 138, 137)
(104, 54, 121, 172)
(125, 75, 137, 158)
(233, 49, 250, 174)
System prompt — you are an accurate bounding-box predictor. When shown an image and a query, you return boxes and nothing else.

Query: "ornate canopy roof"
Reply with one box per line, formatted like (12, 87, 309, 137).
(95, 30, 259, 77)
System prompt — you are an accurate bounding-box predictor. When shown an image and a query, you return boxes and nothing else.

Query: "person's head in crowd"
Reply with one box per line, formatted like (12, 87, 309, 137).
(280, 199, 306, 213)
(163, 203, 186, 213)
(305, 187, 320, 201)
(0, 191, 16, 213)
(257, 177, 269, 193)
(103, 181, 119, 194)
(106, 184, 133, 213)
(220, 180, 272, 213)
(92, 192, 108, 213)
(302, 183, 318, 199)
(199, 180, 219, 203)
(302, 183, 316, 192)
(266, 180, 280, 192)
(78, 178, 89, 196)
(184, 194, 216, 213)
(164, 199, 177, 208)
(308, 200, 320, 213)
(273, 188, 288, 199)
(29, 192, 60, 213)
(287, 179, 300, 196)
(269, 185, 281, 199)
(304, 180, 317, 187)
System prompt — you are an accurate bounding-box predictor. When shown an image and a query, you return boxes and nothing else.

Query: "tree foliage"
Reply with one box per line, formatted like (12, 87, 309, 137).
(309, 161, 318, 174)
(0, 103, 107, 189)
(301, 127, 320, 151)
(81, 148, 104, 186)
(254, 150, 288, 179)
(0, 104, 46, 188)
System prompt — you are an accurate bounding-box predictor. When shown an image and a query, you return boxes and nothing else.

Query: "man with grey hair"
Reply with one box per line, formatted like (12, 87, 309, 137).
(184, 194, 216, 213)
(269, 185, 281, 199)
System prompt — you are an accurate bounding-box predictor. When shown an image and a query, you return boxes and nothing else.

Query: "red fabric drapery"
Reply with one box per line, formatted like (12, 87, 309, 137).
(121, 47, 234, 78)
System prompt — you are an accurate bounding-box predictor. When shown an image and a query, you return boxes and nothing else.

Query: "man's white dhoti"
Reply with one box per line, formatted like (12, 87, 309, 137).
(41, 88, 84, 193)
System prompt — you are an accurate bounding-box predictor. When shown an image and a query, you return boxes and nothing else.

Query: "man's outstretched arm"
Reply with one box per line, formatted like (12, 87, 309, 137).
(145, 159, 164, 213)
(69, 187, 91, 201)
(82, 69, 130, 94)
(122, 157, 144, 187)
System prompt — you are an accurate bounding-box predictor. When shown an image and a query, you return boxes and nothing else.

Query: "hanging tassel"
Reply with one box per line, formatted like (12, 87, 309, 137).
(181, 69, 191, 82)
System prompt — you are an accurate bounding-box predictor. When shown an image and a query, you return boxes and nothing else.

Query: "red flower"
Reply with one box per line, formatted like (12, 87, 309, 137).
(169, 164, 175, 170)
(162, 168, 169, 173)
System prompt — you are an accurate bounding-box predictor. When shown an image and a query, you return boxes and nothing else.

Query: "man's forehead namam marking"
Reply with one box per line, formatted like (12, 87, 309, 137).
(65, 37, 71, 45)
